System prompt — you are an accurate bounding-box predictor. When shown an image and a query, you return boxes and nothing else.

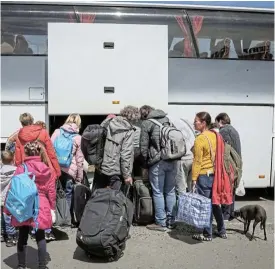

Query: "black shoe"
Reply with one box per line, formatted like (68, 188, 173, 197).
(167, 223, 176, 230)
(6, 235, 16, 247)
(45, 231, 55, 241)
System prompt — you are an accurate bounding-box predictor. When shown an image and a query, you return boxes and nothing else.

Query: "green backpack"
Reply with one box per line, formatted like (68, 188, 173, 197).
(223, 143, 243, 188)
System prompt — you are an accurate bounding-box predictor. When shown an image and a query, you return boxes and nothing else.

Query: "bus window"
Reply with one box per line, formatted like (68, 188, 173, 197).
(1, 4, 76, 55)
(72, 6, 196, 58)
(186, 10, 274, 60)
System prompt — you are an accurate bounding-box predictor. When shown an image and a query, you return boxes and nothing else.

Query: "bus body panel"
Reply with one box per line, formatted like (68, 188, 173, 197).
(1, 56, 47, 102)
(168, 58, 274, 105)
(48, 23, 168, 115)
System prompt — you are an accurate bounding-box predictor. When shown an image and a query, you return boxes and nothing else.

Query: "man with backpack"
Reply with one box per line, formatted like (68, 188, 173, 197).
(92, 106, 139, 191)
(140, 106, 186, 231)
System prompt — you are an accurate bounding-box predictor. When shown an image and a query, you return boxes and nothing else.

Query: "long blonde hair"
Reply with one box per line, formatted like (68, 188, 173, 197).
(65, 113, 81, 128)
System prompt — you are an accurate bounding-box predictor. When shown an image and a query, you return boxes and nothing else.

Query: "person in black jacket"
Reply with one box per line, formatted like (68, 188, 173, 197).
(215, 113, 242, 220)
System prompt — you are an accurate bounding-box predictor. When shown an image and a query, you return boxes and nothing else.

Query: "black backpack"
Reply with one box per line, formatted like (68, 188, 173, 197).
(76, 188, 133, 262)
(133, 179, 154, 225)
(81, 124, 107, 165)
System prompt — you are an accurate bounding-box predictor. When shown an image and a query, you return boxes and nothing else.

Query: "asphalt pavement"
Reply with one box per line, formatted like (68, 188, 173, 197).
(1, 189, 274, 269)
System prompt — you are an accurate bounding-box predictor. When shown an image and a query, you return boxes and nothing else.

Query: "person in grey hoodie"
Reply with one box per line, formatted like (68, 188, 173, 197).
(1, 151, 17, 247)
(93, 106, 139, 191)
(168, 117, 196, 194)
(215, 112, 242, 221)
(140, 106, 177, 232)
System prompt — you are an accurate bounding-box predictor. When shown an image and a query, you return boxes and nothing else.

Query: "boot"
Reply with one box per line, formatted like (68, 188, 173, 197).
(17, 245, 27, 268)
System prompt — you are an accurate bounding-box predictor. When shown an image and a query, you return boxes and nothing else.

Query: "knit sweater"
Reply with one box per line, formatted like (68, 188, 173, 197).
(192, 130, 217, 181)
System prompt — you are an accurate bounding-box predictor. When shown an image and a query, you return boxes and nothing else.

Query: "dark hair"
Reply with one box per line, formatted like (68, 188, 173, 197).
(209, 122, 217, 130)
(140, 105, 154, 120)
(196, 112, 212, 127)
(215, 113, 231, 125)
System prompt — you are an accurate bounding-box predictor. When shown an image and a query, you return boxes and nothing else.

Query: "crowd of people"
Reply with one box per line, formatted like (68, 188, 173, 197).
(0, 105, 241, 268)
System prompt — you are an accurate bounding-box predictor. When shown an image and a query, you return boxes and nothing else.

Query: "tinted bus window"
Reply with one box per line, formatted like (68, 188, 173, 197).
(1, 5, 76, 55)
(187, 10, 274, 60)
(1, 4, 195, 57)
(74, 6, 195, 58)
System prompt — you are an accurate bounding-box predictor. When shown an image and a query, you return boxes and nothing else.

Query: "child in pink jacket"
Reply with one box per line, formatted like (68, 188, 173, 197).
(11, 141, 56, 269)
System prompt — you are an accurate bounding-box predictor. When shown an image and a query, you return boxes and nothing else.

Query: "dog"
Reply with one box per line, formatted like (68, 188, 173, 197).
(233, 205, 267, 241)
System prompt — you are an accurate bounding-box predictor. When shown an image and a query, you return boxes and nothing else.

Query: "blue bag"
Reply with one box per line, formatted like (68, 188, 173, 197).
(5, 163, 39, 227)
(176, 192, 211, 229)
(54, 128, 77, 168)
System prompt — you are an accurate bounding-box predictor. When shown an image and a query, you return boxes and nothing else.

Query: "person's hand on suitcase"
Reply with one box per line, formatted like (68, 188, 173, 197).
(124, 177, 133, 185)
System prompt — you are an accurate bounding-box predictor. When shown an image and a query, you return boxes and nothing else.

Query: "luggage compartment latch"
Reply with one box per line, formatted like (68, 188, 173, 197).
(103, 42, 114, 49)
(104, 87, 115, 94)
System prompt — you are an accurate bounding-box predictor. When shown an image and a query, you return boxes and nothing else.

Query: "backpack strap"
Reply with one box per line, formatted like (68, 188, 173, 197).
(201, 133, 215, 170)
(22, 163, 29, 174)
(33, 192, 39, 231)
(148, 119, 163, 127)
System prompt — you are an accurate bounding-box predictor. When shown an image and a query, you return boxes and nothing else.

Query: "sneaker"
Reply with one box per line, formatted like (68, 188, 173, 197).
(6, 235, 15, 247)
(45, 231, 56, 241)
(1, 234, 5, 242)
(146, 223, 167, 232)
(13, 233, 19, 244)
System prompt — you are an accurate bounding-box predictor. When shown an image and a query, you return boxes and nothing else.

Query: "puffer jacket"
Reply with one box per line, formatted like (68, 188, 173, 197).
(101, 116, 135, 179)
(140, 109, 169, 167)
(15, 125, 61, 179)
(51, 123, 84, 182)
(10, 156, 56, 230)
(0, 164, 16, 206)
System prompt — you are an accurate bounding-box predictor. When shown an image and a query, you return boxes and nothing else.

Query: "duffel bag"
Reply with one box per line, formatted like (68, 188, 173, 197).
(76, 187, 133, 262)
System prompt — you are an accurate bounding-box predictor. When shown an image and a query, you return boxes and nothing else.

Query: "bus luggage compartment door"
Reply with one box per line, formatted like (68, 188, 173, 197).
(48, 23, 168, 115)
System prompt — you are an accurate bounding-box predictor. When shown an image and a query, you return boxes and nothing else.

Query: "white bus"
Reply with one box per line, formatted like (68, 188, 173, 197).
(1, 0, 274, 190)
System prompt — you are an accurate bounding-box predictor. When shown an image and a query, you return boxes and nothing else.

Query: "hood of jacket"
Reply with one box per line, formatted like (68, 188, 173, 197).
(17, 125, 44, 144)
(147, 109, 167, 120)
(24, 156, 52, 184)
(108, 116, 133, 135)
(61, 123, 79, 134)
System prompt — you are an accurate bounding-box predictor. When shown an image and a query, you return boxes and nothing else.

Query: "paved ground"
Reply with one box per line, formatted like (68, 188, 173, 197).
(1, 189, 274, 269)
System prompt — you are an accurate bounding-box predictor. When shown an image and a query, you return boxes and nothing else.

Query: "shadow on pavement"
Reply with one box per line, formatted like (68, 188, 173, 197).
(52, 227, 69, 241)
(2, 246, 51, 269)
(167, 222, 215, 245)
(226, 228, 267, 241)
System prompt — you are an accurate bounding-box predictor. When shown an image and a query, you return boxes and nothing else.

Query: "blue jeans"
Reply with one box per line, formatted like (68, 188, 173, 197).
(149, 160, 177, 227)
(2, 212, 16, 235)
(196, 175, 226, 237)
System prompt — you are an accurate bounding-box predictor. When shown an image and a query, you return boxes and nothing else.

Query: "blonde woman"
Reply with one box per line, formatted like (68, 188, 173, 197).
(51, 114, 84, 215)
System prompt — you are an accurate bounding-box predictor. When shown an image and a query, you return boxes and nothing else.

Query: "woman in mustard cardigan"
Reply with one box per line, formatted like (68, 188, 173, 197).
(191, 112, 227, 241)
